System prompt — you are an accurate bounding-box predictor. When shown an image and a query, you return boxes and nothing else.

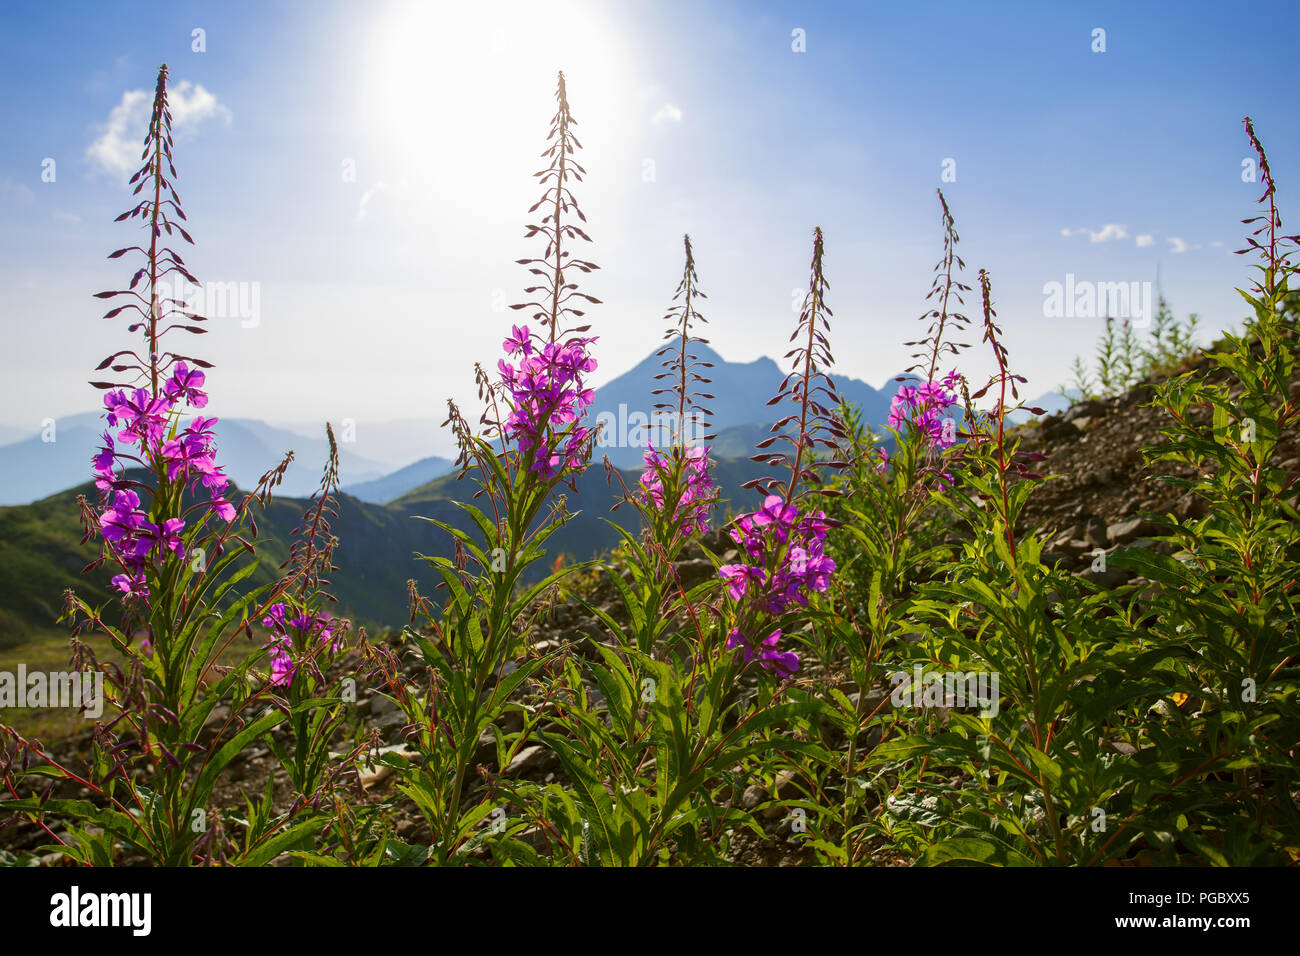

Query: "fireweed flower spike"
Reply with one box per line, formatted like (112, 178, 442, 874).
(886, 371, 963, 451)
(638, 441, 717, 537)
(493, 73, 606, 485)
(260, 602, 342, 688)
(727, 228, 846, 675)
(498, 327, 599, 479)
(626, 235, 720, 544)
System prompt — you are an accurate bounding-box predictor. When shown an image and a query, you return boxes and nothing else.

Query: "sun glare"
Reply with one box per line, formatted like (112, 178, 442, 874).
(365, 0, 633, 200)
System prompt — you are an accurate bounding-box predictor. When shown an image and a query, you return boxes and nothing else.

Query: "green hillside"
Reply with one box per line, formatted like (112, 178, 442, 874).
(0, 454, 768, 646)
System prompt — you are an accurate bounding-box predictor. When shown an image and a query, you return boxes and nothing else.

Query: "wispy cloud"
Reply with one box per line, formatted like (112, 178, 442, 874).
(87, 81, 231, 178)
(357, 182, 388, 223)
(1060, 223, 1128, 243)
(1167, 237, 1189, 254)
(0, 178, 35, 204)
(356, 179, 409, 223)
(651, 103, 682, 125)
(1136, 234, 1154, 247)
(1089, 223, 1127, 243)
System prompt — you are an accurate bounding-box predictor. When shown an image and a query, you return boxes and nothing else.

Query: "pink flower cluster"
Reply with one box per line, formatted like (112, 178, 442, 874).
(718, 495, 836, 678)
(498, 325, 598, 479)
(887, 371, 962, 450)
(93, 363, 235, 597)
(261, 603, 341, 688)
(638, 442, 715, 536)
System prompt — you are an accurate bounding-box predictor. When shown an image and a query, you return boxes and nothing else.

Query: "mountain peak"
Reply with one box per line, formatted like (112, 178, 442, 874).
(589, 344, 892, 467)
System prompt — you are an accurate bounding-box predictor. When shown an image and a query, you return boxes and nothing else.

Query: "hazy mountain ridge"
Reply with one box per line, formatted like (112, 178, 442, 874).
(341, 456, 455, 504)
(0, 344, 1066, 508)
(0, 414, 402, 506)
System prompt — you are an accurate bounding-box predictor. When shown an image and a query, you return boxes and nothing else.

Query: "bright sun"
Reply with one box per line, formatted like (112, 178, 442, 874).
(364, 0, 634, 199)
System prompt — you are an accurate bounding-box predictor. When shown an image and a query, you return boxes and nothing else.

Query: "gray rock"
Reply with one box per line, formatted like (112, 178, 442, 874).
(474, 731, 498, 768)
(1107, 516, 1157, 545)
(1175, 492, 1207, 521)
(1039, 417, 1080, 442)
(504, 744, 552, 778)
(1083, 517, 1109, 549)
(1064, 400, 1106, 423)
(673, 558, 716, 589)
(1078, 564, 1127, 590)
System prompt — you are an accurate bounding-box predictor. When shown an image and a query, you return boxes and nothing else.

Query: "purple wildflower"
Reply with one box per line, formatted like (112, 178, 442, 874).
(639, 442, 716, 536)
(499, 326, 598, 479)
(887, 373, 962, 450)
(718, 494, 836, 677)
(163, 362, 208, 409)
(111, 572, 149, 600)
(260, 603, 342, 688)
(727, 628, 800, 678)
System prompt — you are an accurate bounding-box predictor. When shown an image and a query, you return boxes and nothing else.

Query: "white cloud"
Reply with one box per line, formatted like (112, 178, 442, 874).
(651, 103, 683, 125)
(1168, 237, 1189, 254)
(1088, 223, 1127, 243)
(1136, 234, 1154, 247)
(168, 81, 230, 128)
(86, 82, 231, 178)
(1060, 223, 1128, 243)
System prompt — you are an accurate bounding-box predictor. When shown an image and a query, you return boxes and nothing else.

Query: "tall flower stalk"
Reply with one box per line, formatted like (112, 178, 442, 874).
(388, 71, 605, 865)
(1, 64, 351, 866)
(722, 227, 845, 677)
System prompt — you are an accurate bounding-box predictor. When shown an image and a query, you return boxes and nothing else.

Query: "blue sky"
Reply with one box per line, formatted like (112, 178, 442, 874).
(1, 0, 1296, 457)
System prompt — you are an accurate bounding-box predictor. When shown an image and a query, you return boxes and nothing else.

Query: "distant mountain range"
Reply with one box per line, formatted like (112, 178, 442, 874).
(0, 345, 1064, 508)
(341, 455, 455, 504)
(0, 343, 1070, 643)
(0, 414, 402, 506)
(585, 343, 896, 468)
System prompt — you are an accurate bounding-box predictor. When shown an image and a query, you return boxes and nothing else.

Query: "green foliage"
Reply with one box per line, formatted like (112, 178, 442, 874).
(1066, 299, 1203, 401)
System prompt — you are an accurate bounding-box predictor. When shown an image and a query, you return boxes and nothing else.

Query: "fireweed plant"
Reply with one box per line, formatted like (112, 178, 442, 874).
(0, 65, 366, 865)
(367, 72, 608, 865)
(3, 62, 1297, 868)
(1065, 297, 1202, 402)
(863, 267, 1139, 866)
(1101, 118, 1300, 863)
(813, 122, 1298, 866)
(796, 190, 999, 865)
